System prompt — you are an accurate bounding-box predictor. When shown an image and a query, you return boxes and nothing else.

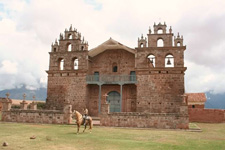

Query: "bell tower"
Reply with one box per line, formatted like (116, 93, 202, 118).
(147, 22, 173, 47)
(46, 25, 89, 111)
(135, 22, 187, 115)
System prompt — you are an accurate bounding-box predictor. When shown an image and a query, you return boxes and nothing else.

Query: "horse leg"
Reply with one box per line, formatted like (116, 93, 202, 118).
(83, 122, 87, 132)
(77, 124, 80, 134)
(89, 120, 92, 133)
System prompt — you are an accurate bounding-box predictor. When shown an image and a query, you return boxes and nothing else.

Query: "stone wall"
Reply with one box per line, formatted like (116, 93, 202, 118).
(2, 109, 66, 124)
(136, 73, 185, 113)
(1, 100, 73, 124)
(0, 102, 2, 111)
(100, 103, 189, 129)
(189, 108, 225, 123)
(46, 74, 87, 113)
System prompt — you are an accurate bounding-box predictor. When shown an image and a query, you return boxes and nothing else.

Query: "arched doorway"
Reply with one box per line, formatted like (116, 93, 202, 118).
(107, 91, 121, 112)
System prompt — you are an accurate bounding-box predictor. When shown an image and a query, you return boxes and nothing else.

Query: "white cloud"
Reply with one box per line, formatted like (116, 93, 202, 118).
(0, 0, 225, 94)
(0, 60, 18, 74)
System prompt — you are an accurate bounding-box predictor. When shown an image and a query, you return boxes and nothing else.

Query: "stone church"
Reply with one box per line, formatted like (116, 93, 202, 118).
(46, 22, 188, 128)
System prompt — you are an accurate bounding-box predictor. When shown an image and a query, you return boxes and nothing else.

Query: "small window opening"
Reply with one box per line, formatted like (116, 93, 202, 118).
(157, 39, 164, 47)
(165, 54, 174, 67)
(147, 54, 155, 67)
(192, 105, 195, 108)
(68, 34, 72, 39)
(54, 48, 56, 52)
(68, 43, 72, 51)
(81, 46, 84, 50)
(74, 58, 78, 70)
(140, 43, 144, 48)
(112, 62, 118, 72)
(157, 29, 163, 34)
(59, 59, 64, 70)
(113, 66, 117, 72)
(177, 42, 181, 47)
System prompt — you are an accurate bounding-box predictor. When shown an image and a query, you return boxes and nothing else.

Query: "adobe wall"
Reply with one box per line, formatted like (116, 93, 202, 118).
(189, 108, 225, 123)
(89, 49, 135, 75)
(88, 84, 137, 116)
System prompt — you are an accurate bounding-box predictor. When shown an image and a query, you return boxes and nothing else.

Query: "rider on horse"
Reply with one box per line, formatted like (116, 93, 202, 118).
(83, 108, 88, 125)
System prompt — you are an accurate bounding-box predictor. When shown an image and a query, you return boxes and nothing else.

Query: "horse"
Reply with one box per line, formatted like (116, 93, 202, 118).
(73, 110, 93, 134)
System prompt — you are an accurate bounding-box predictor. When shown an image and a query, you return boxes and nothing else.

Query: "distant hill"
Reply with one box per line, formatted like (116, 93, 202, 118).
(0, 85, 46, 101)
(205, 92, 225, 109)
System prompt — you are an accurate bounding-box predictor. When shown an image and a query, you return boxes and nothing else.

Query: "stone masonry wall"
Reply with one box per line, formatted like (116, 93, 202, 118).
(100, 112, 188, 129)
(46, 74, 87, 113)
(2, 110, 65, 124)
(1, 103, 73, 124)
(136, 73, 184, 113)
(100, 104, 189, 129)
(189, 108, 225, 123)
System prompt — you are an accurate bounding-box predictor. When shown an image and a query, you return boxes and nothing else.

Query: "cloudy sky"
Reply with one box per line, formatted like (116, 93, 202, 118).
(0, 0, 225, 94)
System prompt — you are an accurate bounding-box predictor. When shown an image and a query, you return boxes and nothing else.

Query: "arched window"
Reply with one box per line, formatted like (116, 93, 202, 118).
(177, 42, 181, 47)
(73, 58, 78, 70)
(68, 34, 72, 39)
(67, 43, 72, 51)
(157, 29, 163, 34)
(140, 43, 144, 48)
(165, 54, 174, 67)
(112, 63, 117, 72)
(157, 39, 164, 47)
(59, 58, 64, 70)
(147, 54, 155, 67)
(81, 46, 84, 50)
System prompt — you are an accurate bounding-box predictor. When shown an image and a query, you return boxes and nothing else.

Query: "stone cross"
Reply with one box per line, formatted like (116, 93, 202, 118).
(6, 93, 10, 99)
(103, 93, 108, 104)
(23, 93, 26, 101)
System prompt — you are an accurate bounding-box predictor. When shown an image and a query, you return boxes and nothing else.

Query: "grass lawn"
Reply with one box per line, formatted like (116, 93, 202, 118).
(0, 121, 224, 150)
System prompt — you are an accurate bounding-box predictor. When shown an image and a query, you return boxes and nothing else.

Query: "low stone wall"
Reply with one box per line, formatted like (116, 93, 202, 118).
(189, 108, 225, 123)
(1, 109, 67, 124)
(0, 102, 2, 111)
(1, 99, 73, 124)
(100, 112, 189, 129)
(100, 104, 189, 129)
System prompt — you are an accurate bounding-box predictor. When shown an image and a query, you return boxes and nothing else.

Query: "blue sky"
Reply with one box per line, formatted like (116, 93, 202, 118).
(0, 0, 225, 94)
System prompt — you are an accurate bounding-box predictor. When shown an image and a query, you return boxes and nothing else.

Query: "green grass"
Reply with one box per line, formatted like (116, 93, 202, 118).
(0, 122, 225, 150)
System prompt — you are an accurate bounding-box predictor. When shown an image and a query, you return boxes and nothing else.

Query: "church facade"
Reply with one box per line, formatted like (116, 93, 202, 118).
(46, 22, 188, 128)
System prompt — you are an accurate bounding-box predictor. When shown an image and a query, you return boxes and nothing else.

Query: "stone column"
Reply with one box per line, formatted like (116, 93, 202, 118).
(98, 84, 102, 113)
(120, 84, 123, 112)
(20, 100, 28, 110)
(30, 101, 37, 110)
(63, 102, 72, 124)
(101, 103, 109, 115)
(1, 99, 12, 111)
